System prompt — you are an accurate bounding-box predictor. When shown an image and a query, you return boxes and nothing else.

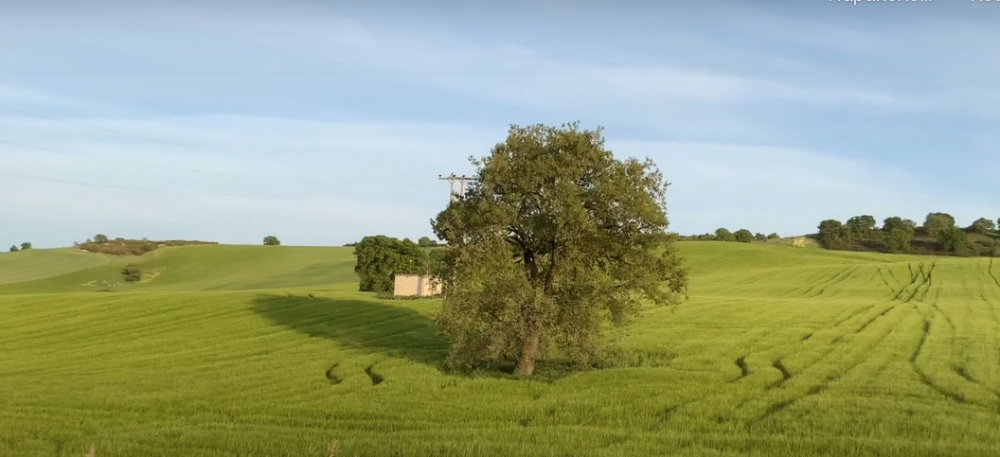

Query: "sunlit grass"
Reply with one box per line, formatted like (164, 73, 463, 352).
(0, 242, 998, 456)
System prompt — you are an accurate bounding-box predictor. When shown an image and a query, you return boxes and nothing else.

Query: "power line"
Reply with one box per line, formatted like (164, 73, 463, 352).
(438, 173, 475, 202)
(0, 139, 310, 181)
(0, 105, 317, 169)
(0, 170, 345, 200)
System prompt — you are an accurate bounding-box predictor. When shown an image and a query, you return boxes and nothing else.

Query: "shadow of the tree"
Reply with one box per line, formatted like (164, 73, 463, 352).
(250, 294, 597, 383)
(250, 294, 449, 366)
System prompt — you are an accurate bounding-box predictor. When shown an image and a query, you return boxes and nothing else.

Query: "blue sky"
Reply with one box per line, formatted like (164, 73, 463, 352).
(1, 0, 998, 248)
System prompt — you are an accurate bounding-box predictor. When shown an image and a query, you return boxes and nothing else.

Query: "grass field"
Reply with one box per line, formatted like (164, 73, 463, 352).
(1, 242, 999, 456)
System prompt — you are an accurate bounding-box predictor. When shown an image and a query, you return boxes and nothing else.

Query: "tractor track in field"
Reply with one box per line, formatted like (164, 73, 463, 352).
(909, 312, 999, 411)
(910, 319, 968, 406)
(799, 266, 855, 298)
(988, 259, 1000, 289)
(888, 262, 936, 304)
(875, 266, 893, 291)
(755, 303, 908, 422)
(324, 362, 342, 385)
(807, 266, 859, 298)
(832, 304, 879, 328)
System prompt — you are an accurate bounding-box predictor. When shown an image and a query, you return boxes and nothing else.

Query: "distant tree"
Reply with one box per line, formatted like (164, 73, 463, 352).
(93, 234, 109, 243)
(19, 242, 31, 250)
(263, 235, 281, 246)
(734, 229, 754, 243)
(902, 219, 917, 229)
(882, 216, 908, 233)
(715, 228, 736, 242)
(767, 233, 780, 240)
(754, 232, 767, 241)
(923, 213, 955, 237)
(969, 217, 996, 235)
(353, 235, 429, 293)
(817, 219, 847, 249)
(121, 264, 143, 282)
(9, 245, 18, 253)
(417, 236, 437, 248)
(430, 122, 688, 377)
(846, 215, 877, 238)
(938, 227, 968, 255)
(886, 228, 913, 253)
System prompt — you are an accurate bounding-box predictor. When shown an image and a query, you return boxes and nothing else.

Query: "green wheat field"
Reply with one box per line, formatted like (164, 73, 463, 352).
(1, 242, 999, 456)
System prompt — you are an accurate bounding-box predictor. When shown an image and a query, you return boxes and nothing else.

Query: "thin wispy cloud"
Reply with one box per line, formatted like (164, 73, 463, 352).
(0, 2, 996, 247)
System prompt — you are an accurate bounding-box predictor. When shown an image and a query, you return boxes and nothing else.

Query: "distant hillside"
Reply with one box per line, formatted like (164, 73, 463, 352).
(0, 244, 358, 294)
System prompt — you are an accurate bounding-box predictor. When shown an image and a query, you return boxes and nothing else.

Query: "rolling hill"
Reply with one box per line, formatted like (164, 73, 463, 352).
(1, 242, 998, 457)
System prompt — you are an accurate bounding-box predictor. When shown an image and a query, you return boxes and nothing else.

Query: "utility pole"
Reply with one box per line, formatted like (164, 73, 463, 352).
(438, 173, 475, 202)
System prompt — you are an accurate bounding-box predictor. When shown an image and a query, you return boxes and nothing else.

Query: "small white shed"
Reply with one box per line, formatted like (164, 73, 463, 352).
(393, 274, 441, 297)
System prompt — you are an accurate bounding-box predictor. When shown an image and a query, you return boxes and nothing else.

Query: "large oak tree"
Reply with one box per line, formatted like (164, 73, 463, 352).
(431, 122, 688, 378)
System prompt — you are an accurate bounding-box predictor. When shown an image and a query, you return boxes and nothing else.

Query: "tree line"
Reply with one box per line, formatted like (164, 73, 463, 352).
(679, 229, 780, 243)
(816, 213, 1000, 256)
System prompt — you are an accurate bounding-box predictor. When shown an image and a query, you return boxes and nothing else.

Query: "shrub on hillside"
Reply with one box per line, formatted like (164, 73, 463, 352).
(19, 242, 31, 250)
(9, 245, 18, 253)
(121, 264, 143, 282)
(938, 228, 968, 255)
(886, 228, 913, 253)
(263, 236, 281, 246)
(76, 238, 216, 256)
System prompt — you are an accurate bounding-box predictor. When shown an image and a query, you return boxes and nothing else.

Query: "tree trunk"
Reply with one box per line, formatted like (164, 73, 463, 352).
(514, 323, 541, 377)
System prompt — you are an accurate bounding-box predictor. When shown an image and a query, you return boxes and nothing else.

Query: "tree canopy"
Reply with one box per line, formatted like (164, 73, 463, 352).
(714, 228, 735, 242)
(970, 217, 996, 235)
(431, 122, 688, 378)
(19, 242, 31, 250)
(733, 229, 754, 243)
(9, 245, 18, 253)
(923, 213, 955, 236)
(263, 236, 281, 246)
(353, 235, 430, 293)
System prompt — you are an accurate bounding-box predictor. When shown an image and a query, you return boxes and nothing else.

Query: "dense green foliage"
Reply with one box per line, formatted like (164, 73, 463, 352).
(121, 263, 143, 282)
(263, 235, 281, 246)
(353, 235, 430, 293)
(431, 122, 688, 377)
(19, 242, 31, 250)
(9, 245, 18, 253)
